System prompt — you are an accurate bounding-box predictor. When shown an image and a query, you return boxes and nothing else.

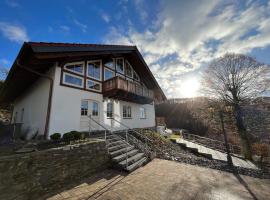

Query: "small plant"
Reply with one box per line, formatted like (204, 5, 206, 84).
(63, 132, 75, 142)
(72, 131, 82, 140)
(50, 133, 61, 141)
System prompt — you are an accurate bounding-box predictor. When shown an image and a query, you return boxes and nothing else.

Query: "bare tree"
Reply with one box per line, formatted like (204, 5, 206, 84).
(201, 53, 270, 160)
(0, 66, 9, 81)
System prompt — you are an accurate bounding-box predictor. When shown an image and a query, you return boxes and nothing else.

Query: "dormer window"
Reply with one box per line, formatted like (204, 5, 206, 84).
(116, 58, 124, 74)
(87, 60, 101, 80)
(125, 60, 133, 78)
(64, 62, 84, 75)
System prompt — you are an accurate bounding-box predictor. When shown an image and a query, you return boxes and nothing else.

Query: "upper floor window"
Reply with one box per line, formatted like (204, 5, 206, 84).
(133, 71, 140, 81)
(92, 102, 99, 116)
(116, 58, 124, 74)
(87, 60, 101, 80)
(81, 100, 88, 116)
(104, 68, 115, 81)
(64, 62, 84, 75)
(123, 105, 132, 118)
(140, 107, 146, 119)
(104, 58, 114, 70)
(107, 102, 113, 118)
(63, 72, 84, 88)
(125, 61, 133, 78)
(86, 79, 101, 92)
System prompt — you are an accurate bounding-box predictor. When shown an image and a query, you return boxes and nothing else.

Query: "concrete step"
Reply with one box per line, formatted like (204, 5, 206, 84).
(119, 153, 144, 166)
(107, 140, 126, 147)
(110, 146, 135, 157)
(108, 143, 129, 152)
(126, 157, 147, 172)
(112, 149, 139, 162)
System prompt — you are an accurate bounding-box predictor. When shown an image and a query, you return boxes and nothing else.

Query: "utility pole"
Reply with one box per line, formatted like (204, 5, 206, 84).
(219, 110, 233, 167)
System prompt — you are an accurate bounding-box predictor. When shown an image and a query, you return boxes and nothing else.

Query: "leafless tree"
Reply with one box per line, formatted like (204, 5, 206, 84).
(201, 53, 270, 159)
(0, 66, 9, 81)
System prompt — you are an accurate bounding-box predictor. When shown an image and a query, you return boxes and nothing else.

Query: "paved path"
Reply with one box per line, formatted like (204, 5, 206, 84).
(176, 138, 258, 170)
(47, 159, 270, 200)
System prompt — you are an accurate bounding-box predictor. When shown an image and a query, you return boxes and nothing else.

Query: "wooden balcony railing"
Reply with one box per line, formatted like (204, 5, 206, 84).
(103, 76, 154, 101)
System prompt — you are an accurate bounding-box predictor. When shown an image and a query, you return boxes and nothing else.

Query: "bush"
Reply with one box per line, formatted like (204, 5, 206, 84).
(50, 133, 61, 141)
(63, 131, 82, 142)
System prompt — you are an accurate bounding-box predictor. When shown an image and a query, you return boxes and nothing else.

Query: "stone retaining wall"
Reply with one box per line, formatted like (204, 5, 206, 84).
(0, 140, 111, 200)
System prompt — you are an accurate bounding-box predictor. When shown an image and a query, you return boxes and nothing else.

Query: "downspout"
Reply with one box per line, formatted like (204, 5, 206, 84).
(16, 60, 54, 140)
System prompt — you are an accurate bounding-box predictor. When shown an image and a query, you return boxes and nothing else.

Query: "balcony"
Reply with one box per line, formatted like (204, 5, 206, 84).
(103, 76, 154, 104)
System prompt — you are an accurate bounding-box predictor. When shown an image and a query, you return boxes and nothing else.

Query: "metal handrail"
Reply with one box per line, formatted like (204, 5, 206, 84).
(88, 115, 110, 140)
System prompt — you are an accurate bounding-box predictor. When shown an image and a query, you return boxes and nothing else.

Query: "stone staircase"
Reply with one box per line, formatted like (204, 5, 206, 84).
(106, 132, 148, 172)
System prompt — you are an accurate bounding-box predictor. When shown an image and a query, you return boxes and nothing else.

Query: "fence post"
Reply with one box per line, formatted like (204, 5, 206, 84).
(126, 129, 128, 169)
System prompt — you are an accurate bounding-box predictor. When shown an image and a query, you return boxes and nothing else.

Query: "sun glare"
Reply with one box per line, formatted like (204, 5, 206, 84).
(179, 78, 200, 98)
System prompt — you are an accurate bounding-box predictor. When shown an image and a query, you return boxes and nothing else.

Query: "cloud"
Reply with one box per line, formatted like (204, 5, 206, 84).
(100, 12, 110, 23)
(60, 25, 70, 32)
(105, 0, 270, 98)
(5, 0, 20, 8)
(73, 18, 88, 33)
(0, 22, 29, 43)
(134, 0, 148, 21)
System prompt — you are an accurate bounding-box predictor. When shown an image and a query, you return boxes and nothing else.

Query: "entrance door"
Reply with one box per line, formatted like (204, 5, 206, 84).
(80, 100, 100, 131)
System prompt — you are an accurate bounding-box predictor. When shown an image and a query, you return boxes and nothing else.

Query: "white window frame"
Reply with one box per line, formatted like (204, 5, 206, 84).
(140, 107, 146, 119)
(86, 60, 102, 81)
(115, 57, 125, 74)
(104, 58, 115, 70)
(104, 67, 115, 81)
(107, 102, 113, 118)
(64, 61, 85, 75)
(133, 70, 140, 81)
(123, 105, 132, 119)
(92, 101, 99, 116)
(86, 79, 102, 92)
(63, 72, 84, 88)
(81, 100, 88, 116)
(125, 60, 133, 78)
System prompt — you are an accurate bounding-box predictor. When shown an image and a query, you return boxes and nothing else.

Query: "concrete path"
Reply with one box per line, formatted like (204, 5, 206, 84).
(46, 159, 270, 200)
(176, 138, 258, 170)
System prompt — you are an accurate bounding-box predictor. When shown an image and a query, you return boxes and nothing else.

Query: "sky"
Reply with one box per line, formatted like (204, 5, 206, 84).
(0, 0, 270, 98)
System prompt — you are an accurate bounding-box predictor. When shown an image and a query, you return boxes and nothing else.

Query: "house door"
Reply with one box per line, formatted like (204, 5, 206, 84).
(80, 100, 100, 131)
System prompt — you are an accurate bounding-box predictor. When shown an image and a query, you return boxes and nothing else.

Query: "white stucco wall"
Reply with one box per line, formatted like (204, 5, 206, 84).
(12, 67, 54, 139)
(48, 66, 156, 136)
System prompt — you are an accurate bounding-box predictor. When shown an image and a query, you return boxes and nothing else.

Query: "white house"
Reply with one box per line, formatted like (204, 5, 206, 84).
(0, 42, 166, 139)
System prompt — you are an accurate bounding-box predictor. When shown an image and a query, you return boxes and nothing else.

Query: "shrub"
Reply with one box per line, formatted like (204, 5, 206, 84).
(50, 133, 61, 141)
(63, 131, 82, 142)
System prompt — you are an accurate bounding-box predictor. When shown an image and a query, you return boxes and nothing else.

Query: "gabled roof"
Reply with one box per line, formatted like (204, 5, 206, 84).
(0, 42, 166, 103)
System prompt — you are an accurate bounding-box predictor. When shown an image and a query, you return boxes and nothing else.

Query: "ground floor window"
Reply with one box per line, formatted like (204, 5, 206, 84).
(107, 102, 113, 118)
(140, 107, 146, 119)
(92, 102, 99, 116)
(81, 100, 88, 116)
(123, 105, 132, 118)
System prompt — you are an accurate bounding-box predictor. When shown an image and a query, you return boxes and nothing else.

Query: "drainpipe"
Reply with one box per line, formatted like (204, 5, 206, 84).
(16, 60, 54, 140)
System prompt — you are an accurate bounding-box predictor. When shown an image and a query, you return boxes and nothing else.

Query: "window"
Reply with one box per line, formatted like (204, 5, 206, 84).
(107, 102, 113, 118)
(140, 107, 146, 119)
(104, 68, 115, 81)
(92, 102, 99, 116)
(125, 61, 133, 78)
(86, 80, 101, 91)
(104, 59, 114, 70)
(123, 105, 132, 118)
(87, 60, 101, 80)
(81, 100, 88, 116)
(116, 58, 124, 74)
(64, 62, 84, 75)
(133, 71, 140, 81)
(20, 108, 24, 122)
(63, 72, 84, 88)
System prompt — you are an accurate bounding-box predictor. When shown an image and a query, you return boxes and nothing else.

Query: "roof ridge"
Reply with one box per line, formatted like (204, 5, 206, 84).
(27, 41, 136, 48)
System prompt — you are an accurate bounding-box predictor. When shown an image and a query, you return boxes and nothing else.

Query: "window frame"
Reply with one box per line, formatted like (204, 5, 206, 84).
(133, 70, 140, 81)
(86, 60, 102, 81)
(64, 61, 85, 75)
(125, 60, 133, 78)
(115, 57, 125, 74)
(92, 101, 99, 116)
(104, 58, 115, 70)
(104, 67, 115, 81)
(86, 79, 102, 92)
(81, 100, 88, 116)
(107, 102, 113, 118)
(63, 72, 84, 88)
(123, 105, 132, 119)
(140, 107, 146, 119)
